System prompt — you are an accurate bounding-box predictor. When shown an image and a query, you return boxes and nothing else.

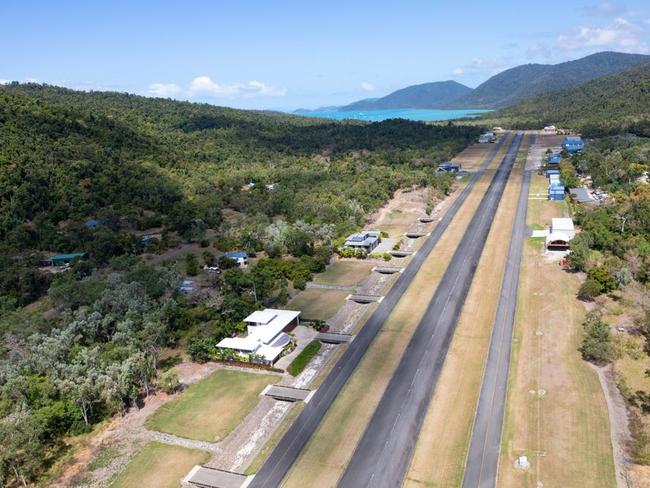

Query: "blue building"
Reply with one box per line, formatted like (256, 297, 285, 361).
(546, 169, 560, 177)
(562, 136, 584, 153)
(549, 183, 565, 201)
(84, 219, 104, 228)
(548, 154, 562, 165)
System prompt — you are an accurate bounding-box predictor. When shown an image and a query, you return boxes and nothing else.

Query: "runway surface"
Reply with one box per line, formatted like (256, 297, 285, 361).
(338, 133, 523, 488)
(248, 136, 509, 488)
(462, 147, 533, 487)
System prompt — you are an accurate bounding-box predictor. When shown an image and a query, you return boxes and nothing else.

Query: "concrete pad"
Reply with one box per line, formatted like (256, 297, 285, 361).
(373, 238, 397, 254)
(372, 266, 403, 274)
(263, 385, 312, 402)
(316, 332, 355, 344)
(184, 465, 248, 488)
(346, 294, 383, 304)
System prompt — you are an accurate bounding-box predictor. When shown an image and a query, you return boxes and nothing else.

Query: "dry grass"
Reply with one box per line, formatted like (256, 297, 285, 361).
(279, 134, 514, 487)
(404, 134, 530, 487)
(110, 442, 209, 488)
(313, 260, 374, 286)
(287, 288, 350, 321)
(145, 369, 277, 442)
(498, 171, 615, 487)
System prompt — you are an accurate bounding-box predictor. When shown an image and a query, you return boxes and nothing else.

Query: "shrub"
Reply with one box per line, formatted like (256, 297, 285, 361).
(587, 266, 617, 293)
(293, 276, 307, 290)
(158, 370, 181, 394)
(187, 337, 214, 363)
(578, 279, 602, 301)
(185, 253, 199, 276)
(580, 318, 616, 365)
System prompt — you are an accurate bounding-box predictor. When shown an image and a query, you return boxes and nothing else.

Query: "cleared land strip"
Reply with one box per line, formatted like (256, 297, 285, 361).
(280, 138, 513, 487)
(247, 136, 510, 488)
(403, 134, 530, 488)
(461, 167, 533, 487)
(338, 133, 524, 488)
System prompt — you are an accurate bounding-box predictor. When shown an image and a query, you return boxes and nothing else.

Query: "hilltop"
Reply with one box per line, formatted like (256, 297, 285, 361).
(453, 51, 650, 108)
(486, 62, 650, 136)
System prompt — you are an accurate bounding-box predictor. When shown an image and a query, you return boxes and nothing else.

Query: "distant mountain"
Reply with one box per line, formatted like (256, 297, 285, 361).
(488, 62, 650, 136)
(453, 51, 650, 108)
(339, 80, 472, 111)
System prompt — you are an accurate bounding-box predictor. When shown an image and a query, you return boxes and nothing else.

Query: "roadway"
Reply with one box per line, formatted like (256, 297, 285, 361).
(248, 135, 509, 488)
(338, 132, 524, 488)
(461, 142, 533, 487)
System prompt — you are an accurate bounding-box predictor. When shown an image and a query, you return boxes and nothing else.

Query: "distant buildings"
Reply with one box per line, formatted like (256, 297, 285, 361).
(344, 230, 381, 252)
(216, 309, 300, 364)
(223, 251, 248, 267)
(547, 170, 565, 201)
(543, 125, 557, 135)
(41, 252, 87, 267)
(437, 162, 462, 173)
(562, 136, 584, 153)
(478, 132, 497, 144)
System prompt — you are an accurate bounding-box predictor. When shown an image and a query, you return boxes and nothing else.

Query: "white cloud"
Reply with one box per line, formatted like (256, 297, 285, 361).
(557, 17, 648, 53)
(452, 68, 464, 76)
(25, 77, 39, 83)
(188, 76, 286, 98)
(360, 81, 375, 91)
(0, 79, 9, 85)
(148, 82, 182, 97)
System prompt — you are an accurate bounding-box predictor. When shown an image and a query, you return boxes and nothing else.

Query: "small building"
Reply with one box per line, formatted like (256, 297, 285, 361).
(569, 187, 596, 204)
(543, 125, 557, 135)
(223, 251, 248, 267)
(179, 279, 196, 294)
(548, 183, 565, 201)
(546, 169, 560, 177)
(478, 132, 496, 144)
(83, 219, 103, 229)
(216, 309, 300, 364)
(548, 153, 562, 165)
(344, 230, 381, 252)
(265, 183, 278, 191)
(551, 218, 575, 239)
(437, 162, 462, 173)
(42, 252, 87, 267)
(562, 136, 584, 153)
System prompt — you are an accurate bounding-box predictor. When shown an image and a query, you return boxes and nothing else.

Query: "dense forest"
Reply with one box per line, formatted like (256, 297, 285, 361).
(0, 84, 481, 485)
(484, 62, 650, 137)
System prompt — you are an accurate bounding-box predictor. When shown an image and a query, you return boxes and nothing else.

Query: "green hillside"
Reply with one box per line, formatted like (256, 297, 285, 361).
(485, 62, 650, 136)
(340, 80, 472, 110)
(454, 51, 650, 108)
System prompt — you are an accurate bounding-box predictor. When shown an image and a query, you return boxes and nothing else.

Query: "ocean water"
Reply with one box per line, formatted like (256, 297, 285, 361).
(294, 108, 491, 122)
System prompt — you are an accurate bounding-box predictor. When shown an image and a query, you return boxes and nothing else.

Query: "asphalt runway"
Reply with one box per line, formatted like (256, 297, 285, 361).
(248, 136, 510, 488)
(338, 133, 523, 488)
(462, 151, 533, 487)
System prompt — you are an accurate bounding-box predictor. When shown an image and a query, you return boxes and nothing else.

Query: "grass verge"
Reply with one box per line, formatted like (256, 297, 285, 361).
(110, 442, 208, 488)
(145, 369, 277, 442)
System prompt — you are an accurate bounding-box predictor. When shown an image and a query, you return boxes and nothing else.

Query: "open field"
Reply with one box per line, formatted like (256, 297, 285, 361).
(110, 442, 209, 488)
(286, 288, 349, 321)
(145, 369, 277, 442)
(452, 140, 496, 170)
(403, 135, 529, 487)
(498, 172, 615, 487)
(313, 260, 374, 286)
(278, 134, 514, 487)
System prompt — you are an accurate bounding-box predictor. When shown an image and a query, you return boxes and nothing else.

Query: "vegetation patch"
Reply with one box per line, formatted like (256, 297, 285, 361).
(145, 369, 277, 442)
(287, 340, 322, 376)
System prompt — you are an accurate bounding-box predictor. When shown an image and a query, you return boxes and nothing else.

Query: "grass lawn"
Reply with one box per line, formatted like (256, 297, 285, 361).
(313, 260, 373, 286)
(145, 369, 277, 442)
(110, 442, 209, 488)
(287, 288, 349, 321)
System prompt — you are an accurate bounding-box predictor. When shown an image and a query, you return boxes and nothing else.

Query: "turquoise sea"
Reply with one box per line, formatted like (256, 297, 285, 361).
(293, 108, 491, 122)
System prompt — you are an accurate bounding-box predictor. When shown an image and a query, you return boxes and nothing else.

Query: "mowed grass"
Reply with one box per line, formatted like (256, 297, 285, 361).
(287, 288, 349, 321)
(498, 172, 615, 487)
(280, 134, 514, 487)
(313, 260, 373, 286)
(404, 134, 529, 487)
(110, 442, 209, 488)
(145, 369, 277, 442)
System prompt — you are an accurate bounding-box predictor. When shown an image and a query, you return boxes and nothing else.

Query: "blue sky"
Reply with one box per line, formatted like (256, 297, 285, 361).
(2, 0, 650, 110)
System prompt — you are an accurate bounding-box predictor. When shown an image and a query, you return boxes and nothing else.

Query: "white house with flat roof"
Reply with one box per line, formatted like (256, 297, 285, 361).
(551, 218, 575, 239)
(216, 309, 300, 364)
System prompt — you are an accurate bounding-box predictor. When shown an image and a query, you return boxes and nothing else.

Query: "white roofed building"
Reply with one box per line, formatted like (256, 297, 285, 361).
(216, 309, 300, 364)
(551, 218, 575, 239)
